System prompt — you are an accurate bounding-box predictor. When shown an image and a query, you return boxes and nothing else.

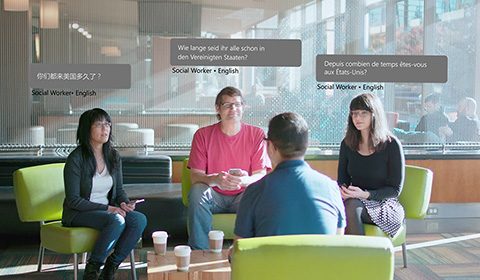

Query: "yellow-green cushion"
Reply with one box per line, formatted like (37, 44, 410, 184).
(212, 213, 236, 239)
(363, 165, 432, 268)
(14, 163, 65, 222)
(182, 158, 237, 239)
(400, 165, 433, 219)
(40, 221, 99, 254)
(232, 234, 394, 280)
(14, 163, 101, 255)
(181, 158, 191, 207)
(364, 165, 432, 246)
(364, 223, 406, 247)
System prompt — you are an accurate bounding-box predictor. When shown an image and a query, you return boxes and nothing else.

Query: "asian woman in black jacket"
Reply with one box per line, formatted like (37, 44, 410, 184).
(62, 108, 146, 280)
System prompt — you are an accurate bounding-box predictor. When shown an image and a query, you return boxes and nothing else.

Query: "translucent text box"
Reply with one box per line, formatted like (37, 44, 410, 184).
(316, 55, 447, 83)
(171, 38, 301, 66)
(30, 64, 131, 89)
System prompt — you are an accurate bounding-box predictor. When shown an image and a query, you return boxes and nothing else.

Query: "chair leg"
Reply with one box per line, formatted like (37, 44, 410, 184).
(129, 250, 137, 280)
(37, 245, 45, 272)
(81, 252, 88, 264)
(402, 242, 408, 268)
(73, 253, 78, 280)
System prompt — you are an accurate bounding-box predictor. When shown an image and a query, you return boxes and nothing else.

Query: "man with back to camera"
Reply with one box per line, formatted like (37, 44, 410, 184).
(187, 86, 271, 250)
(234, 112, 346, 239)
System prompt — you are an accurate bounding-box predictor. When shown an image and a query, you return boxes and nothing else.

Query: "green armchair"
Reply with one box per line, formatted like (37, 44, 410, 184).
(232, 234, 394, 280)
(13, 163, 137, 280)
(181, 158, 237, 239)
(364, 164, 433, 267)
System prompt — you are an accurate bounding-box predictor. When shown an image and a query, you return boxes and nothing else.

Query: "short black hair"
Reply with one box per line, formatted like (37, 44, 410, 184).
(267, 112, 308, 159)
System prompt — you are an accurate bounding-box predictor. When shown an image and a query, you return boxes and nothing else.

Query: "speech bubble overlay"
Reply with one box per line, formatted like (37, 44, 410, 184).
(316, 55, 447, 83)
(171, 38, 301, 67)
(30, 64, 131, 89)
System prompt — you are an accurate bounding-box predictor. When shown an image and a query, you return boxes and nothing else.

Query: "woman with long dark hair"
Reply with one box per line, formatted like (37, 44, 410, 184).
(62, 108, 146, 280)
(337, 93, 405, 237)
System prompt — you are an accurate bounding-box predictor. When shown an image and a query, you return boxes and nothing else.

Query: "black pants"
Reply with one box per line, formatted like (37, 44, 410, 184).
(344, 198, 375, 235)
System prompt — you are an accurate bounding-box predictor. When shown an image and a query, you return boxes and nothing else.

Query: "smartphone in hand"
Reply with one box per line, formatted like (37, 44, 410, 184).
(131, 198, 145, 204)
(228, 168, 243, 176)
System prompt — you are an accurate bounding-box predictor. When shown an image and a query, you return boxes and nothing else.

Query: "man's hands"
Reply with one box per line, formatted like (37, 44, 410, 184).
(190, 167, 264, 190)
(215, 169, 248, 190)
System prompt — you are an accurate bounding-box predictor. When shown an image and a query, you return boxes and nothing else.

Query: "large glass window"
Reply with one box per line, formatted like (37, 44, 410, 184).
(0, 0, 478, 153)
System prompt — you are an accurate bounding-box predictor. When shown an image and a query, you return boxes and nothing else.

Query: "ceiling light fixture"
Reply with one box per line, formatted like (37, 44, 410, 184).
(4, 0, 29, 11)
(40, 0, 59, 29)
(101, 46, 121, 57)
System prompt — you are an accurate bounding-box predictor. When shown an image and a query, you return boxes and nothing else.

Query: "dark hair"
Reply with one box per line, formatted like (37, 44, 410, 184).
(267, 112, 308, 159)
(344, 93, 392, 151)
(77, 108, 118, 176)
(215, 86, 244, 120)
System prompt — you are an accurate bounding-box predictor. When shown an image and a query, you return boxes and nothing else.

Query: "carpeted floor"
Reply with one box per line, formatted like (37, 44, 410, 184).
(0, 245, 149, 280)
(394, 233, 480, 280)
(1, 233, 480, 279)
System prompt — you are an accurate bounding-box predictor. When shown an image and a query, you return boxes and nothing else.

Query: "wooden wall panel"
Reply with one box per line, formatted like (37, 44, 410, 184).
(406, 159, 480, 203)
(172, 158, 480, 203)
(305, 160, 339, 180)
(172, 160, 183, 183)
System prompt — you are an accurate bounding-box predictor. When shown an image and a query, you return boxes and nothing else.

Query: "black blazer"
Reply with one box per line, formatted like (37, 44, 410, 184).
(62, 147, 129, 226)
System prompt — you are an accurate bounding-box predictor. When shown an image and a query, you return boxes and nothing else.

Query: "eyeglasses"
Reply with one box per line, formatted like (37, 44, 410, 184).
(220, 102, 243, 109)
(93, 122, 112, 129)
(350, 110, 371, 118)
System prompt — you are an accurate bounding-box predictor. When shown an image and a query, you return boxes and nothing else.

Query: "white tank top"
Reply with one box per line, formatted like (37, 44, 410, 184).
(90, 167, 113, 205)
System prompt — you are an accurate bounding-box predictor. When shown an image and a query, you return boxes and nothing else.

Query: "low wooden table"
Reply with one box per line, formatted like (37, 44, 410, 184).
(147, 249, 231, 280)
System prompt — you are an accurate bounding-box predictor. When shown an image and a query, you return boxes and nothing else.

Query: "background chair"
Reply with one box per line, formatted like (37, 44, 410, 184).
(364, 165, 433, 268)
(231, 234, 394, 280)
(386, 111, 400, 130)
(181, 158, 236, 239)
(163, 123, 199, 144)
(13, 163, 137, 280)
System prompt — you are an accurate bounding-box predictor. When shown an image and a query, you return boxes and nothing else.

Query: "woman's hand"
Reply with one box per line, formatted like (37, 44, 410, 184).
(339, 185, 350, 200)
(341, 185, 370, 199)
(107, 205, 126, 217)
(120, 201, 135, 213)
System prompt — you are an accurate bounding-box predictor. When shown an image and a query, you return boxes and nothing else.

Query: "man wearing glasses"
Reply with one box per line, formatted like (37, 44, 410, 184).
(187, 86, 271, 250)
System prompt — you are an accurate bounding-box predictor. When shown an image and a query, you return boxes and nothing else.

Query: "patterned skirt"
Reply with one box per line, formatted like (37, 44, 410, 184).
(361, 197, 405, 237)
